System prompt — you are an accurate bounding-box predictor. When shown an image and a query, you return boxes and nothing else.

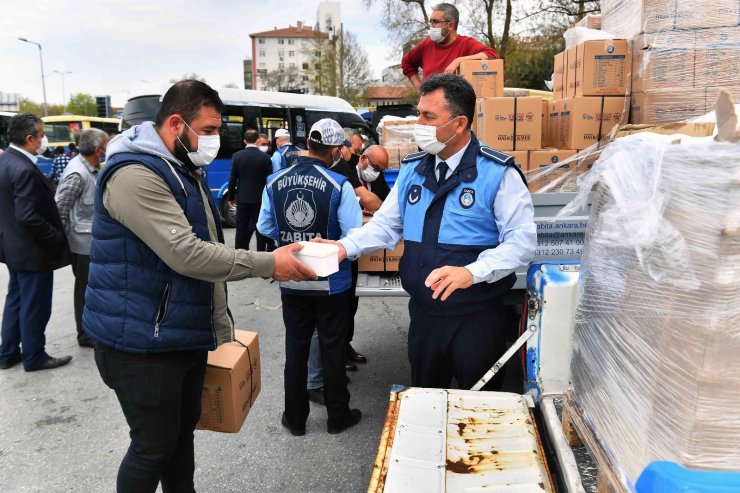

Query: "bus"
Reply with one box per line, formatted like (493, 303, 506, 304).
(121, 88, 377, 227)
(42, 115, 121, 151)
(1, 111, 55, 176)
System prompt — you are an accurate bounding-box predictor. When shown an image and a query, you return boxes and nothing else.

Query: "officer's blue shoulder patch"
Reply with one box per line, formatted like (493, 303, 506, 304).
(479, 145, 514, 165)
(401, 150, 428, 164)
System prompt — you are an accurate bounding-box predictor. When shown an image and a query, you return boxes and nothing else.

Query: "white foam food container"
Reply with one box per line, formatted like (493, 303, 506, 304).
(293, 241, 340, 277)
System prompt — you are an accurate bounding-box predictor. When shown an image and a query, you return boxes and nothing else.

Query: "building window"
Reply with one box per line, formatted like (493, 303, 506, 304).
(259, 62, 266, 69)
(278, 38, 285, 45)
(258, 38, 265, 45)
(289, 63, 296, 69)
(259, 50, 265, 57)
(278, 62, 285, 69)
(288, 51, 295, 57)
(302, 75, 309, 82)
(288, 39, 295, 45)
(302, 63, 309, 70)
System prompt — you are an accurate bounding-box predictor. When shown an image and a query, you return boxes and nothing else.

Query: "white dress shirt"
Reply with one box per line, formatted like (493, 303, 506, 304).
(339, 138, 537, 284)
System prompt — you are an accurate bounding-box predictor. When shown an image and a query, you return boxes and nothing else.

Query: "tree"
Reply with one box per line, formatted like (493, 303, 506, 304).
(261, 66, 305, 93)
(362, 0, 429, 55)
(66, 93, 97, 116)
(19, 98, 64, 116)
(222, 82, 239, 88)
(519, 0, 600, 31)
(461, 0, 516, 59)
(503, 29, 564, 90)
(304, 29, 372, 105)
(169, 73, 207, 83)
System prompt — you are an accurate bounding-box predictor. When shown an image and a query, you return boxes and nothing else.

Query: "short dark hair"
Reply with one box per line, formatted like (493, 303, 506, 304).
(154, 80, 224, 127)
(8, 113, 43, 146)
(419, 74, 475, 129)
(432, 3, 459, 28)
(244, 128, 259, 143)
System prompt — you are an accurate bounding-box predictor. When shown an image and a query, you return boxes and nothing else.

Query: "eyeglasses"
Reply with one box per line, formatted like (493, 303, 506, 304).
(365, 156, 383, 172)
(429, 19, 451, 27)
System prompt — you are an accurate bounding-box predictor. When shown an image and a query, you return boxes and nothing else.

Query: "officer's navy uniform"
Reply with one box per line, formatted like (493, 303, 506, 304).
(257, 155, 362, 429)
(340, 134, 536, 390)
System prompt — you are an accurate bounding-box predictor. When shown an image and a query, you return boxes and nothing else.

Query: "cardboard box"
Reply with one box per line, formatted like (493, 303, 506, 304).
(553, 52, 565, 99)
(508, 150, 529, 171)
(541, 100, 551, 148)
(476, 97, 543, 151)
(527, 149, 578, 191)
(560, 97, 627, 150)
(695, 26, 740, 88)
(197, 330, 261, 433)
(631, 31, 696, 93)
(575, 14, 602, 30)
(358, 249, 385, 272)
(566, 47, 578, 98)
(575, 39, 631, 97)
(549, 100, 563, 150)
(601, 0, 678, 39)
(629, 88, 707, 124)
(384, 239, 404, 272)
(674, 0, 740, 30)
(459, 59, 504, 98)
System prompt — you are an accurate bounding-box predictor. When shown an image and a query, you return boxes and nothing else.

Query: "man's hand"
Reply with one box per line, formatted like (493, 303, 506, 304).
(272, 243, 317, 281)
(425, 266, 474, 301)
(310, 238, 347, 262)
(228, 200, 236, 207)
(444, 59, 462, 74)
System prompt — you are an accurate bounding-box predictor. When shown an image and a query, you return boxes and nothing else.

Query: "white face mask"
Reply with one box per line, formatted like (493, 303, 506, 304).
(360, 163, 380, 183)
(36, 135, 48, 155)
(413, 117, 458, 155)
(258, 145, 269, 153)
(429, 27, 447, 43)
(179, 120, 220, 167)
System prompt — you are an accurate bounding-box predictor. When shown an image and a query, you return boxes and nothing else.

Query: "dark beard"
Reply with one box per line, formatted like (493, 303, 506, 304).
(173, 131, 199, 172)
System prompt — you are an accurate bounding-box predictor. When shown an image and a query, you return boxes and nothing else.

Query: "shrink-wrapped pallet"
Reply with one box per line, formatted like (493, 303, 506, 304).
(377, 116, 419, 169)
(562, 132, 740, 489)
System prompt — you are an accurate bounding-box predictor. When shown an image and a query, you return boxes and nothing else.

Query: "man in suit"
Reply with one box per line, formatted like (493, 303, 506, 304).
(228, 128, 275, 251)
(0, 113, 73, 372)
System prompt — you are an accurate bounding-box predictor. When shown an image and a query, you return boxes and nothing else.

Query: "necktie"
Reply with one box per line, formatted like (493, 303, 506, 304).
(436, 161, 449, 188)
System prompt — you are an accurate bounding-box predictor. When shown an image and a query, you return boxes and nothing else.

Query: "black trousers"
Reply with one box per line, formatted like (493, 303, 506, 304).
(94, 344, 207, 493)
(281, 290, 352, 428)
(70, 253, 90, 342)
(346, 260, 359, 350)
(407, 297, 507, 391)
(235, 202, 275, 251)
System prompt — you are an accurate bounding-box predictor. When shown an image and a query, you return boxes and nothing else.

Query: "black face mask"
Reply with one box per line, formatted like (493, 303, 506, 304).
(348, 153, 360, 167)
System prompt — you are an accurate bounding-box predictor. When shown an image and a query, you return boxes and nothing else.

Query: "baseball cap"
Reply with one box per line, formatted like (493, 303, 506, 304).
(308, 118, 348, 147)
(275, 128, 290, 138)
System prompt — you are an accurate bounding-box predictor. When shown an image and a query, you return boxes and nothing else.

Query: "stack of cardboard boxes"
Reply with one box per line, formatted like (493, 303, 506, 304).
(378, 118, 419, 169)
(357, 217, 404, 274)
(600, 0, 740, 124)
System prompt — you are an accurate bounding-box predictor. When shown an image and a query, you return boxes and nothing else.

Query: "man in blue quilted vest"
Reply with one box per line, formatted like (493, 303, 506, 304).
(319, 74, 537, 392)
(83, 80, 316, 493)
(257, 118, 363, 436)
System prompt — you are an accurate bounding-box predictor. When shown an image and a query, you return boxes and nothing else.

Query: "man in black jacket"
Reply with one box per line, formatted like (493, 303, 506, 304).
(0, 113, 72, 372)
(228, 128, 275, 251)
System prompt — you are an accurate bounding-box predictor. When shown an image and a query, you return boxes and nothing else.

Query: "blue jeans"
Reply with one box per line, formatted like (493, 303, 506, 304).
(0, 269, 54, 369)
(306, 329, 323, 389)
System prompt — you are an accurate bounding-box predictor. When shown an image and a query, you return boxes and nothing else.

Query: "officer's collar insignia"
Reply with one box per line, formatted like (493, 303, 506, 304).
(459, 188, 475, 209)
(407, 184, 422, 205)
(401, 150, 428, 164)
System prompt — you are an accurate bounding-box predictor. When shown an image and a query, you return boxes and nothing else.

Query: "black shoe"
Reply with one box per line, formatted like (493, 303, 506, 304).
(327, 409, 362, 434)
(308, 387, 325, 406)
(25, 355, 72, 372)
(346, 345, 367, 364)
(281, 412, 306, 436)
(78, 337, 94, 348)
(345, 361, 358, 372)
(0, 353, 22, 370)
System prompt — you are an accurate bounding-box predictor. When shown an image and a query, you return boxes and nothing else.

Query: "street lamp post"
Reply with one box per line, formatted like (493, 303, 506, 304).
(53, 70, 72, 112)
(18, 37, 48, 116)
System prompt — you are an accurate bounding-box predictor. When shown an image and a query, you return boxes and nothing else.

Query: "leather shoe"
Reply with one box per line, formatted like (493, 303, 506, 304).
(346, 345, 367, 364)
(308, 387, 325, 406)
(25, 355, 72, 372)
(0, 353, 22, 370)
(345, 361, 358, 372)
(281, 411, 306, 436)
(327, 409, 362, 434)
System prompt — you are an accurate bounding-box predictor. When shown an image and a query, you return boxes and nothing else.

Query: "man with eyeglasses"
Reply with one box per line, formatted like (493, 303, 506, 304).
(401, 3, 498, 90)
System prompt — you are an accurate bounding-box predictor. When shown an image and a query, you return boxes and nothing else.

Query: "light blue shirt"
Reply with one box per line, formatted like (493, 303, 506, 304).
(9, 144, 39, 164)
(339, 140, 537, 284)
(257, 172, 362, 241)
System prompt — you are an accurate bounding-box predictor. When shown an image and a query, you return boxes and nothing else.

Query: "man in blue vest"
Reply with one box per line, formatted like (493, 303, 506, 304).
(83, 80, 316, 492)
(270, 128, 301, 173)
(257, 118, 363, 436)
(318, 74, 537, 391)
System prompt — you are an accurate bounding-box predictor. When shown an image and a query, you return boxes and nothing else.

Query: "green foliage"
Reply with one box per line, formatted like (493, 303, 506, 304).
(19, 98, 64, 116)
(503, 33, 565, 90)
(66, 93, 98, 116)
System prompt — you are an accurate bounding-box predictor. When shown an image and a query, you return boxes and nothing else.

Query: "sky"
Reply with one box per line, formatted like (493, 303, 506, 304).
(0, 0, 399, 107)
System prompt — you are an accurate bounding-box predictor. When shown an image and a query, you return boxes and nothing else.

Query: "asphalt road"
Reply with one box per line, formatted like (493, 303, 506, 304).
(0, 229, 413, 493)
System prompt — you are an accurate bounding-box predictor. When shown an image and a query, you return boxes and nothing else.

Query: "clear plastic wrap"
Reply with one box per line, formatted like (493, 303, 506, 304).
(377, 116, 419, 169)
(564, 133, 740, 488)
